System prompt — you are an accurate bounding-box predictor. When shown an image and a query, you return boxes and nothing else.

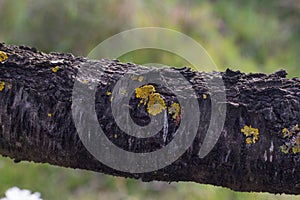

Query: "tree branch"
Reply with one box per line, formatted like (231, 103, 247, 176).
(0, 43, 299, 194)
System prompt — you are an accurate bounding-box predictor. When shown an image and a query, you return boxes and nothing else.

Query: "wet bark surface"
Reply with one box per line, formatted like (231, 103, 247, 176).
(0, 43, 299, 194)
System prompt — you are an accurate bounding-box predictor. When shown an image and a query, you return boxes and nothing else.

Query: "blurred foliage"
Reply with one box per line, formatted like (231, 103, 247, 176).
(0, 0, 300, 199)
(0, 0, 299, 76)
(1, 156, 299, 200)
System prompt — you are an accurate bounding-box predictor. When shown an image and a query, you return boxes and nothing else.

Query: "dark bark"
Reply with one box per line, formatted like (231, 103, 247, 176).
(0, 43, 299, 195)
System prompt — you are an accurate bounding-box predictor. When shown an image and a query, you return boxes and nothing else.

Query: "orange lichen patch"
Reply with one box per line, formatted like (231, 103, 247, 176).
(0, 51, 8, 62)
(241, 125, 259, 144)
(135, 84, 166, 116)
(0, 81, 5, 92)
(280, 124, 300, 154)
(52, 66, 60, 73)
(168, 102, 181, 119)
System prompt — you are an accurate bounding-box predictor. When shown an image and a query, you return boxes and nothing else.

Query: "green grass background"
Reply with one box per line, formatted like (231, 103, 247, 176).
(0, 0, 299, 199)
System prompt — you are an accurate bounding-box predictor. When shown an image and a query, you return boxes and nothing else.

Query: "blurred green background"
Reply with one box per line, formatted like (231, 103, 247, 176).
(0, 0, 299, 199)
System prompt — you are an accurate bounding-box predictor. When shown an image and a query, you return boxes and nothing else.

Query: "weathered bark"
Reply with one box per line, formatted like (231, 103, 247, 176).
(0, 43, 299, 195)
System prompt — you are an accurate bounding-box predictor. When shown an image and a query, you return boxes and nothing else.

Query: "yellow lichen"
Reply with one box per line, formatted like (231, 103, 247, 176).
(0, 51, 8, 62)
(168, 102, 181, 119)
(131, 76, 137, 81)
(241, 125, 259, 144)
(280, 145, 289, 154)
(131, 75, 144, 82)
(292, 146, 300, 154)
(282, 128, 289, 137)
(47, 113, 52, 117)
(0, 81, 5, 92)
(52, 66, 60, 73)
(147, 93, 166, 116)
(135, 85, 166, 116)
(202, 94, 207, 100)
(280, 124, 300, 154)
(135, 85, 155, 99)
(82, 79, 88, 83)
(106, 91, 112, 96)
(114, 134, 118, 139)
(136, 85, 154, 106)
(245, 137, 252, 144)
(137, 76, 144, 82)
(121, 89, 127, 95)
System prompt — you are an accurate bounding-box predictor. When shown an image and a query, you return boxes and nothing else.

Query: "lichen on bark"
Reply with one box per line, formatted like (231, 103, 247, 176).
(0, 43, 299, 194)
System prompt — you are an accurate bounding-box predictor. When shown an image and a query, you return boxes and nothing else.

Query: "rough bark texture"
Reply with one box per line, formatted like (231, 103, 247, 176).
(0, 43, 299, 195)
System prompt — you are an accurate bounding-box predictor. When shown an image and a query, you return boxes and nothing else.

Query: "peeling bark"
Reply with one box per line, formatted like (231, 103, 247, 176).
(0, 43, 299, 195)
